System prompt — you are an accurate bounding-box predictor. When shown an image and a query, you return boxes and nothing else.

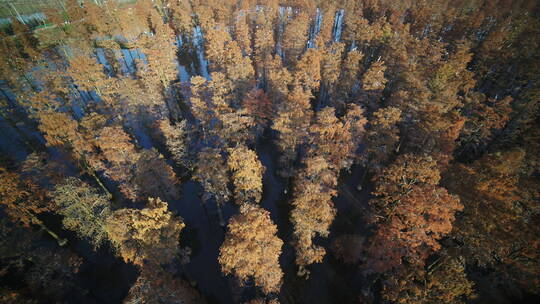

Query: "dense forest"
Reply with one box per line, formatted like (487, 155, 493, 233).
(0, 0, 539, 303)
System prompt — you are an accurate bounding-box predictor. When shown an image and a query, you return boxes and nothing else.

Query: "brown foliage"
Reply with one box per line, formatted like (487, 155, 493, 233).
(242, 88, 274, 131)
(132, 149, 179, 201)
(381, 255, 476, 304)
(107, 197, 184, 266)
(194, 148, 231, 204)
(362, 60, 388, 92)
(124, 264, 206, 304)
(445, 148, 540, 293)
(290, 156, 337, 274)
(363, 106, 402, 171)
(227, 145, 265, 205)
(219, 204, 283, 294)
(366, 154, 462, 273)
(308, 106, 366, 171)
(282, 11, 310, 64)
(272, 86, 313, 177)
(0, 167, 51, 227)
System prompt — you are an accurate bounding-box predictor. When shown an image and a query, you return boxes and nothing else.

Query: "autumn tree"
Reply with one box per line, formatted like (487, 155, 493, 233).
(106, 197, 184, 266)
(381, 254, 476, 304)
(253, 10, 276, 81)
(227, 145, 265, 205)
(290, 156, 337, 276)
(20, 152, 69, 188)
(308, 106, 366, 171)
(458, 95, 513, 158)
(96, 126, 140, 200)
(319, 42, 345, 106)
(242, 88, 274, 134)
(37, 111, 112, 196)
(332, 234, 365, 265)
(362, 106, 402, 173)
(272, 86, 313, 177)
(282, 11, 310, 65)
(167, 0, 195, 36)
(445, 148, 540, 293)
(194, 148, 231, 226)
(266, 55, 292, 102)
(205, 25, 254, 89)
(0, 167, 51, 227)
(336, 49, 364, 109)
(190, 75, 215, 136)
(124, 264, 206, 304)
(219, 204, 283, 294)
(0, 166, 65, 245)
(53, 178, 111, 248)
(361, 60, 388, 108)
(132, 149, 180, 202)
(365, 154, 462, 273)
(0, 218, 82, 301)
(157, 118, 192, 168)
(218, 108, 256, 147)
(294, 48, 322, 94)
(233, 12, 252, 56)
(67, 53, 110, 96)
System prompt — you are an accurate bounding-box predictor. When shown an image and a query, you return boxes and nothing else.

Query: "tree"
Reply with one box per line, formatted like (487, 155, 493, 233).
(445, 148, 540, 294)
(138, 8, 178, 88)
(106, 197, 184, 266)
(194, 148, 231, 226)
(308, 106, 366, 171)
(157, 119, 191, 168)
(294, 48, 322, 93)
(37, 111, 111, 196)
(282, 11, 310, 65)
(337, 49, 364, 106)
(458, 95, 513, 158)
(132, 149, 180, 202)
(96, 126, 140, 200)
(363, 106, 402, 172)
(365, 154, 462, 274)
(381, 255, 476, 304)
(332, 234, 365, 265)
(233, 13, 252, 56)
(0, 218, 81, 301)
(242, 88, 274, 134)
(0, 166, 65, 245)
(67, 53, 110, 96)
(205, 25, 232, 72)
(343, 104, 368, 159)
(190, 75, 215, 135)
(227, 145, 265, 205)
(361, 60, 388, 102)
(124, 264, 206, 304)
(253, 11, 276, 81)
(0, 167, 51, 227)
(320, 42, 345, 104)
(53, 178, 111, 248)
(372, 154, 441, 205)
(205, 25, 254, 88)
(266, 55, 292, 102)
(219, 204, 283, 294)
(168, 0, 195, 35)
(290, 156, 337, 276)
(272, 86, 313, 177)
